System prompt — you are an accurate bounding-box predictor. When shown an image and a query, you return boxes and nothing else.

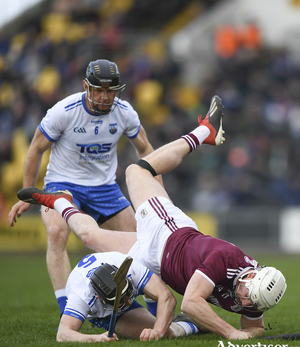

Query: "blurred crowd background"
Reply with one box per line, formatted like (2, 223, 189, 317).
(1, 0, 300, 223)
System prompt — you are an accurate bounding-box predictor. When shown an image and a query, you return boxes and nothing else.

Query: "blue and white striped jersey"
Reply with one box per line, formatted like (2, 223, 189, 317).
(40, 92, 141, 186)
(65, 252, 153, 322)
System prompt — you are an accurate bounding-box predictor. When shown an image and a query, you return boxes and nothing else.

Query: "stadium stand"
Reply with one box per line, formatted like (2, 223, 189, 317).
(1, 0, 300, 222)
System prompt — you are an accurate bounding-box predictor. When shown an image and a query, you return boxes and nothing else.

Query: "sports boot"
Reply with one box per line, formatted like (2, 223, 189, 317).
(17, 187, 73, 209)
(198, 95, 225, 146)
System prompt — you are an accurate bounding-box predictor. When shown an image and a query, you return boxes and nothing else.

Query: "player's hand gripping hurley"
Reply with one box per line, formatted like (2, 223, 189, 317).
(107, 256, 133, 337)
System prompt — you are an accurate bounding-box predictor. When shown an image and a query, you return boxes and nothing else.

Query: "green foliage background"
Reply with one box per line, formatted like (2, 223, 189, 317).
(0, 253, 299, 347)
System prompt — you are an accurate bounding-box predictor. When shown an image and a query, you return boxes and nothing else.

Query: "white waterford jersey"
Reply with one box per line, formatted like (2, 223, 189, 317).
(39, 92, 141, 186)
(65, 252, 153, 322)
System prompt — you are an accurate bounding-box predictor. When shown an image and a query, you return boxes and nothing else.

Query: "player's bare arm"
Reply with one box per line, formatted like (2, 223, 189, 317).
(140, 273, 177, 340)
(130, 125, 154, 158)
(130, 125, 164, 187)
(57, 314, 118, 342)
(240, 315, 265, 337)
(181, 272, 253, 340)
(8, 127, 53, 226)
(22, 127, 53, 186)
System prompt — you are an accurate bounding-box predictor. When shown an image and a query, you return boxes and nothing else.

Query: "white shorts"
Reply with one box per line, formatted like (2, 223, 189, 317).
(128, 196, 198, 276)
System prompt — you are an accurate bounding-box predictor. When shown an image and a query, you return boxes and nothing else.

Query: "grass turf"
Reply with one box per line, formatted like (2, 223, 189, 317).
(0, 252, 299, 346)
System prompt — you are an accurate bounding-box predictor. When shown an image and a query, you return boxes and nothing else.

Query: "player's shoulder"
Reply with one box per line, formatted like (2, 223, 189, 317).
(113, 98, 135, 114)
(61, 92, 84, 110)
(52, 92, 84, 112)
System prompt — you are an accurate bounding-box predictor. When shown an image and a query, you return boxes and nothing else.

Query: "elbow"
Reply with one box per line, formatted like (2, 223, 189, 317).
(169, 293, 177, 311)
(56, 330, 63, 342)
(180, 294, 204, 317)
(56, 328, 71, 342)
(180, 297, 194, 316)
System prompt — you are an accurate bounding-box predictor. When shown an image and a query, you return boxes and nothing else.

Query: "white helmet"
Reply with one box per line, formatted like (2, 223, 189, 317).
(239, 266, 287, 311)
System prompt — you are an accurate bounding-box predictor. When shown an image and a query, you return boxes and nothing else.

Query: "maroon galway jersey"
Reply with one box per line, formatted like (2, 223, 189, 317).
(161, 227, 262, 318)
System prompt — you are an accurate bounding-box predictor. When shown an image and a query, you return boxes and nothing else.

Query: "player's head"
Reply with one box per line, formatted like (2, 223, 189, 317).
(234, 266, 287, 312)
(90, 263, 135, 311)
(84, 59, 126, 115)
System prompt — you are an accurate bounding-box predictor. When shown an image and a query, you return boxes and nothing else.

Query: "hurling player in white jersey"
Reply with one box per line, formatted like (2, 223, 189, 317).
(17, 96, 287, 340)
(8, 59, 162, 317)
(57, 251, 199, 342)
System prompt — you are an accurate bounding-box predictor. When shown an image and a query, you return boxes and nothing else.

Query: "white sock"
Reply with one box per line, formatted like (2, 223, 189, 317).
(55, 288, 66, 299)
(174, 321, 199, 336)
(55, 289, 68, 314)
(181, 125, 210, 152)
(53, 198, 74, 215)
(190, 125, 210, 144)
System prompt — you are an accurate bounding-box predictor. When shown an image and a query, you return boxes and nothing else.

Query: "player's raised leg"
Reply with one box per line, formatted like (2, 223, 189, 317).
(17, 187, 137, 253)
(65, 211, 136, 253)
(125, 138, 190, 210)
(126, 95, 225, 210)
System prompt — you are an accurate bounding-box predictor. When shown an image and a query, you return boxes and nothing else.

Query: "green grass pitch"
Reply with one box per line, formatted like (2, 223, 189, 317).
(0, 252, 299, 347)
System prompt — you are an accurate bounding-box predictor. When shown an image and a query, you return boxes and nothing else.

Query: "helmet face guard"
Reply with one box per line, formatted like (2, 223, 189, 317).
(90, 263, 135, 311)
(235, 266, 287, 312)
(85, 59, 126, 115)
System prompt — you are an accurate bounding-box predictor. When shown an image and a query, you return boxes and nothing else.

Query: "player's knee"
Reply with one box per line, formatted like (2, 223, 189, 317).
(180, 299, 192, 316)
(134, 159, 157, 176)
(125, 163, 138, 181)
(126, 160, 157, 181)
(47, 225, 69, 246)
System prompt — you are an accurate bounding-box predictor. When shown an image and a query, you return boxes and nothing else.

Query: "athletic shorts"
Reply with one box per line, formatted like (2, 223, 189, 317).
(128, 196, 198, 276)
(88, 300, 143, 330)
(44, 182, 130, 224)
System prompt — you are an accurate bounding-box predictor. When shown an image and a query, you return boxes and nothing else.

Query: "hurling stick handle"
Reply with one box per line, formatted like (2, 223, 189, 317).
(107, 312, 117, 338)
(260, 332, 300, 340)
(107, 256, 133, 338)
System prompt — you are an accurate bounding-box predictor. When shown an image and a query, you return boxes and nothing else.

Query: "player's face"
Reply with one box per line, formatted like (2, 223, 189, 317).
(84, 81, 117, 114)
(235, 283, 252, 307)
(118, 293, 134, 310)
(91, 84, 116, 109)
(95, 294, 134, 310)
(234, 272, 256, 308)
